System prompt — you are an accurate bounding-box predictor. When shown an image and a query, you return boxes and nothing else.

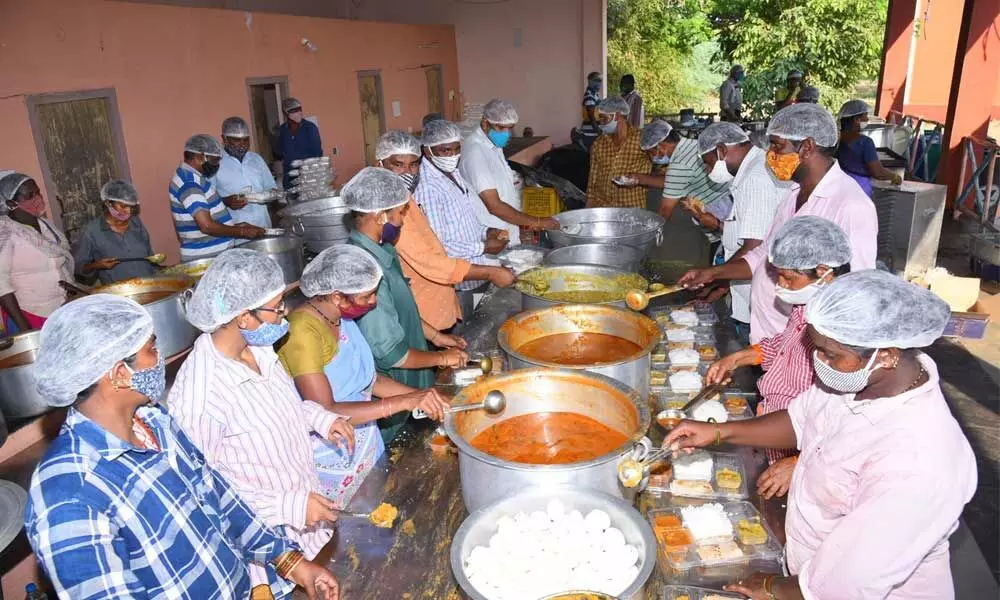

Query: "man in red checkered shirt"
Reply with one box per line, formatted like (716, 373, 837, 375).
(706, 215, 851, 499)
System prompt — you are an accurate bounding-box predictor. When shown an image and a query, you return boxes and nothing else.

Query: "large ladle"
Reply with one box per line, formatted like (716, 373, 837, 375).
(413, 390, 507, 420)
(625, 284, 685, 311)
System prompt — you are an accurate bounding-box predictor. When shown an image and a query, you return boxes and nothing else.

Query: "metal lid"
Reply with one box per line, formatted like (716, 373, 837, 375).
(0, 481, 27, 552)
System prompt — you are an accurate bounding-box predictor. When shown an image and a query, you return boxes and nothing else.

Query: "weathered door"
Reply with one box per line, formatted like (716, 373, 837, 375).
(247, 77, 288, 164)
(29, 91, 128, 243)
(425, 65, 444, 116)
(358, 71, 385, 167)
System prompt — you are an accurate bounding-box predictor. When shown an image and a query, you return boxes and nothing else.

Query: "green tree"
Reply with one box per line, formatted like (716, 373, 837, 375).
(607, 0, 718, 115)
(710, 0, 888, 119)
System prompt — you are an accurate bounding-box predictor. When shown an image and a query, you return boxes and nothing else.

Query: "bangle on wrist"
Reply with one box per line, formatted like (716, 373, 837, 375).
(764, 574, 777, 599)
(708, 418, 722, 446)
(750, 344, 764, 365)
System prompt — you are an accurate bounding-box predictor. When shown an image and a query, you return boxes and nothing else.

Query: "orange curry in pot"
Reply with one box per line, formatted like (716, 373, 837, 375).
(515, 332, 641, 365)
(469, 412, 629, 464)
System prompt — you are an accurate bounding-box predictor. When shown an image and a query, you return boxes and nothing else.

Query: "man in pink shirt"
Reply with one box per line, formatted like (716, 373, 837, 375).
(679, 103, 877, 344)
(665, 271, 977, 600)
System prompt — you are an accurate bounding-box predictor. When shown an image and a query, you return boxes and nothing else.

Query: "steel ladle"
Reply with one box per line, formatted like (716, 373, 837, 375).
(413, 390, 506, 420)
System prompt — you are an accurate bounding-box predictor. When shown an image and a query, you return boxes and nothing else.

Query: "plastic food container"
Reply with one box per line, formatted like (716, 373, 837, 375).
(646, 451, 749, 500)
(720, 391, 755, 420)
(663, 585, 743, 600)
(650, 386, 694, 411)
(696, 312, 719, 325)
(666, 370, 704, 393)
(695, 344, 719, 361)
(648, 501, 783, 573)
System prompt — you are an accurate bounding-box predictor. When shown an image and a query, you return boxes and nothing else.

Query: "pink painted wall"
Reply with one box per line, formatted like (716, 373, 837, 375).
(0, 0, 460, 262)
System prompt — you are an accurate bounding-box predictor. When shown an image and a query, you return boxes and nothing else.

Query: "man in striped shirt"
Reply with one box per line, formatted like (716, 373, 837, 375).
(416, 120, 516, 319)
(170, 134, 264, 261)
(697, 122, 784, 344)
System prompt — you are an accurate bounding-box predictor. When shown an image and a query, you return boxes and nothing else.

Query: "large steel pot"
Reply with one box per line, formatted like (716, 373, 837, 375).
(545, 243, 644, 273)
(550, 208, 664, 255)
(95, 276, 199, 358)
(278, 195, 352, 252)
(236, 236, 304, 285)
(0, 332, 49, 420)
(498, 304, 660, 398)
(160, 257, 214, 281)
(515, 265, 648, 311)
(444, 368, 650, 511)
(451, 487, 656, 600)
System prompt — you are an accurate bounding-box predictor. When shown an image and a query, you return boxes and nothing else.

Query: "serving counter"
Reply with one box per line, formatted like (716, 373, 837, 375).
(322, 283, 786, 598)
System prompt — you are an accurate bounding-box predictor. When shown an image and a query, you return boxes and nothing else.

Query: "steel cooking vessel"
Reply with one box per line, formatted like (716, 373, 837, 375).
(498, 304, 660, 398)
(515, 265, 648, 311)
(278, 195, 352, 252)
(0, 331, 49, 420)
(550, 208, 664, 255)
(545, 243, 644, 273)
(95, 276, 199, 358)
(443, 368, 650, 511)
(160, 257, 214, 281)
(450, 487, 656, 600)
(236, 236, 304, 285)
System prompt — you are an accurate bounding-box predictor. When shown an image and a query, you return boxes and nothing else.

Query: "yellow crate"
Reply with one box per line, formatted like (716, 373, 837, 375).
(521, 186, 562, 217)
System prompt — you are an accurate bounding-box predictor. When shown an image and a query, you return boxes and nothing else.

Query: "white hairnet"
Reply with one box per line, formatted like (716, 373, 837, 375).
(839, 99, 870, 119)
(0, 171, 32, 208)
(300, 245, 383, 297)
(768, 216, 851, 270)
(34, 294, 154, 407)
(184, 134, 223, 157)
(376, 130, 421, 161)
(222, 116, 251, 138)
(422, 120, 462, 147)
(283, 97, 303, 113)
(805, 270, 951, 349)
(767, 103, 839, 148)
(483, 99, 519, 126)
(697, 122, 750, 155)
(100, 179, 139, 206)
(598, 96, 630, 117)
(798, 86, 820, 103)
(183, 249, 286, 332)
(640, 120, 673, 150)
(342, 166, 409, 213)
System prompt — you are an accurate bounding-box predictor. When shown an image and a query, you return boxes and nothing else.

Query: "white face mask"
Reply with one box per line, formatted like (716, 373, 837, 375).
(288, 112, 304, 123)
(430, 152, 461, 173)
(775, 277, 827, 306)
(812, 348, 882, 393)
(707, 150, 734, 184)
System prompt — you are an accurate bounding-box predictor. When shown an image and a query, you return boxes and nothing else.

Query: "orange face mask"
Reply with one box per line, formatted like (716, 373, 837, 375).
(767, 150, 801, 181)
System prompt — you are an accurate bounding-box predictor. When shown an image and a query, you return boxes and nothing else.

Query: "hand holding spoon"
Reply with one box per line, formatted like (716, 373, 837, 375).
(413, 390, 507, 420)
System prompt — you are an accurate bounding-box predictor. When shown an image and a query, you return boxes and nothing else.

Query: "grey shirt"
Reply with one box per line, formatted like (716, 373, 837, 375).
(73, 216, 156, 284)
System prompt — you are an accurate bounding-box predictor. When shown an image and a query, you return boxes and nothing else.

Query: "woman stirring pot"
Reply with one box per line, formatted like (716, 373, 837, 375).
(0, 171, 73, 335)
(279, 245, 450, 508)
(666, 270, 976, 599)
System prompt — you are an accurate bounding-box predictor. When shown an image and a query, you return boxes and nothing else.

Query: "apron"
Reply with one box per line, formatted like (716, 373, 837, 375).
(313, 318, 385, 508)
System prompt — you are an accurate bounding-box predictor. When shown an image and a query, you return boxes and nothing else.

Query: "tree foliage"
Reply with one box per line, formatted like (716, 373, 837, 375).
(710, 0, 888, 119)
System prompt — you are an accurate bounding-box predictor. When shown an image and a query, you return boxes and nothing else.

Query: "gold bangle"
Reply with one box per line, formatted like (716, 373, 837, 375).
(273, 550, 303, 579)
(708, 418, 721, 446)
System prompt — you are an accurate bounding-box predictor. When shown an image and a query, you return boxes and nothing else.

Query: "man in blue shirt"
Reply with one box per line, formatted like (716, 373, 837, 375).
(24, 294, 339, 600)
(169, 134, 263, 261)
(274, 97, 324, 190)
(215, 117, 279, 228)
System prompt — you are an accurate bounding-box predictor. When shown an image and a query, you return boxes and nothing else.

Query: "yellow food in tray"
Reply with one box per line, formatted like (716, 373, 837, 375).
(369, 502, 399, 528)
(724, 397, 748, 415)
(736, 518, 769, 545)
(697, 346, 719, 360)
(696, 541, 744, 562)
(651, 372, 667, 386)
(669, 342, 695, 350)
(669, 480, 714, 496)
(715, 467, 742, 490)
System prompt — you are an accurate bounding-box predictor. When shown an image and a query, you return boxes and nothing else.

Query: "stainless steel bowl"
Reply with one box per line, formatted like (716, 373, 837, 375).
(514, 265, 649, 311)
(0, 331, 48, 419)
(236, 235, 305, 285)
(95, 276, 199, 358)
(450, 487, 656, 600)
(550, 208, 664, 255)
(545, 243, 644, 273)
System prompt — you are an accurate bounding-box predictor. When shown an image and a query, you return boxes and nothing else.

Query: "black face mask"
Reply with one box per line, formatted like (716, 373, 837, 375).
(201, 160, 220, 178)
(225, 145, 248, 161)
(620, 84, 634, 96)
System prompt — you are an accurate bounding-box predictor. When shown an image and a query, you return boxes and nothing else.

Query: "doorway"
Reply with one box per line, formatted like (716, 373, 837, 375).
(246, 76, 289, 165)
(357, 71, 386, 167)
(425, 65, 444, 117)
(27, 89, 130, 244)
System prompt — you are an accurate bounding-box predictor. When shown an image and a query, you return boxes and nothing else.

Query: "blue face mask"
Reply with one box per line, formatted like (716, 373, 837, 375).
(652, 153, 671, 165)
(126, 355, 166, 402)
(736, 73, 746, 82)
(241, 318, 290, 346)
(487, 129, 511, 148)
(600, 119, 618, 135)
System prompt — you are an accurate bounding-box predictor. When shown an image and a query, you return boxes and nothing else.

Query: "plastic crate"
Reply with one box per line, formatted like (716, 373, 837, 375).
(522, 186, 562, 217)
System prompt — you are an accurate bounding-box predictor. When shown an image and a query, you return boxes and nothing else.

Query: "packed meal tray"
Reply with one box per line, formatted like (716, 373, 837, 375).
(648, 501, 783, 571)
(645, 450, 748, 500)
(650, 386, 693, 412)
(718, 391, 755, 420)
(663, 585, 744, 600)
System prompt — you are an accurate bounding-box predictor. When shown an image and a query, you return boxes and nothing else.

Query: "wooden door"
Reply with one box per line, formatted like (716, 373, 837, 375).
(358, 72, 385, 166)
(247, 77, 288, 164)
(30, 93, 125, 243)
(425, 65, 444, 116)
